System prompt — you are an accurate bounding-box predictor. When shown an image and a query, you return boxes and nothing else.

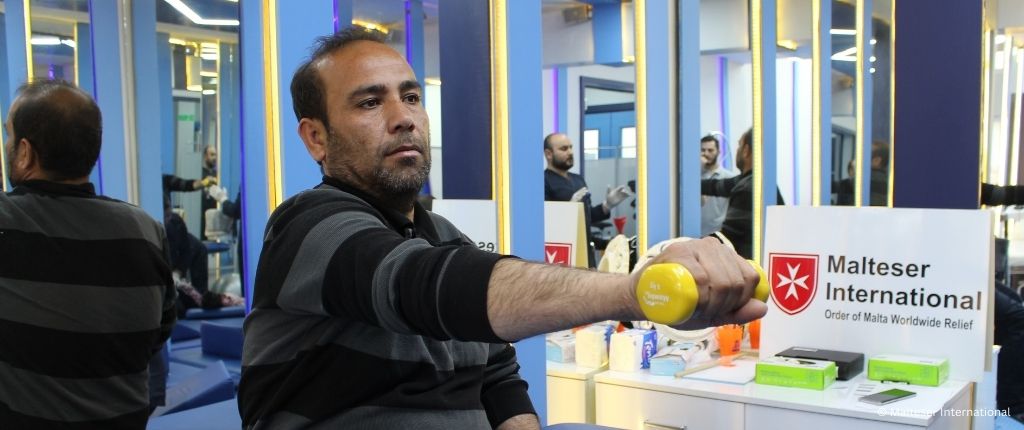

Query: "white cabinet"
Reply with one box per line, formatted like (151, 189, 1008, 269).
(547, 362, 607, 425)
(596, 383, 744, 430)
(591, 370, 972, 430)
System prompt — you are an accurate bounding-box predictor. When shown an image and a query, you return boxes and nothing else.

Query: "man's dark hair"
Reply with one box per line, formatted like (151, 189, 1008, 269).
(290, 27, 388, 126)
(700, 134, 719, 146)
(10, 79, 102, 180)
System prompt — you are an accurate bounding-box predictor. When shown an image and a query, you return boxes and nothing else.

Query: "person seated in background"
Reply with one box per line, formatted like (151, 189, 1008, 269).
(700, 129, 784, 259)
(543, 132, 633, 267)
(0, 79, 176, 427)
(161, 174, 217, 310)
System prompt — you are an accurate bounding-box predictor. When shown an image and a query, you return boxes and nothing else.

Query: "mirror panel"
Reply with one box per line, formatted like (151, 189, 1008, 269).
(830, 0, 857, 206)
(776, 0, 814, 207)
(696, 0, 756, 259)
(155, 0, 242, 297)
(541, 0, 638, 269)
(869, 0, 891, 206)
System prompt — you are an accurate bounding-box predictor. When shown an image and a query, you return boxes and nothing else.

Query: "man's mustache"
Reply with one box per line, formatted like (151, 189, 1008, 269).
(380, 135, 426, 156)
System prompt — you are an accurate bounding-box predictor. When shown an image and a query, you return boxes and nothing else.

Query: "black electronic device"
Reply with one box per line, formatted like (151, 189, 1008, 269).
(859, 388, 917, 405)
(775, 347, 864, 380)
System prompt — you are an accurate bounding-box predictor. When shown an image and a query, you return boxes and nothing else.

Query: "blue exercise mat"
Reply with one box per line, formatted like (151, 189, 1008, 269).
(201, 320, 243, 359)
(152, 361, 234, 417)
(169, 346, 241, 386)
(147, 398, 241, 430)
(166, 361, 204, 388)
(171, 323, 200, 342)
(184, 306, 245, 320)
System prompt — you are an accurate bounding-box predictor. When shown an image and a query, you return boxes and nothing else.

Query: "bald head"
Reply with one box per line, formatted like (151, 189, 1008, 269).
(544, 133, 574, 173)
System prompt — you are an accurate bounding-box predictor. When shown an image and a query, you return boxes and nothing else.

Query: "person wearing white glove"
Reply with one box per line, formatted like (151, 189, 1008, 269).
(543, 133, 634, 268)
(207, 184, 229, 204)
(602, 184, 633, 212)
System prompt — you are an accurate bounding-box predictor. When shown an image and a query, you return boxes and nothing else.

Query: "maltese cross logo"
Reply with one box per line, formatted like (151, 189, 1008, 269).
(768, 253, 819, 315)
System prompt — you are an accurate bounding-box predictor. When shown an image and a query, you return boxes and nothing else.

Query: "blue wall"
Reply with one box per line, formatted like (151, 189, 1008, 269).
(439, 0, 491, 199)
(505, 2, 546, 421)
(892, 0, 981, 209)
(239, 0, 269, 302)
(277, 1, 336, 198)
(678, 0, 700, 237)
(132, 0, 164, 221)
(89, 1, 129, 200)
(592, 3, 622, 65)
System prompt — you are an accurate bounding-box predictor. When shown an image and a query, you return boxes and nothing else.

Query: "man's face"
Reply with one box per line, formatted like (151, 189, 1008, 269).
(204, 146, 217, 169)
(545, 135, 574, 171)
(736, 140, 750, 172)
(700, 140, 719, 169)
(318, 41, 430, 198)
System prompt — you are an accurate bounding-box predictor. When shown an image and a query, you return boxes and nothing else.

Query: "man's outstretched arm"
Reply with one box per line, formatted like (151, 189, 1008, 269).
(487, 237, 766, 341)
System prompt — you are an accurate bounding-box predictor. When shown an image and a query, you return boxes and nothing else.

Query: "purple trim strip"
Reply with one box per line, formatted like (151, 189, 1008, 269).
(792, 60, 799, 204)
(404, 1, 413, 62)
(552, 68, 559, 132)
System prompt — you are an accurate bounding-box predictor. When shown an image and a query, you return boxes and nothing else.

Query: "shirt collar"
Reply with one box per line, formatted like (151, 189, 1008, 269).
(318, 176, 438, 240)
(10, 180, 96, 198)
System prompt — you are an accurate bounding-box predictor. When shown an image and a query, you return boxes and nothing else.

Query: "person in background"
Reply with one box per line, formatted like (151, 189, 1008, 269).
(700, 133, 736, 236)
(238, 27, 765, 430)
(869, 141, 889, 206)
(200, 145, 219, 239)
(701, 129, 784, 259)
(835, 159, 855, 206)
(543, 132, 633, 267)
(0, 79, 176, 427)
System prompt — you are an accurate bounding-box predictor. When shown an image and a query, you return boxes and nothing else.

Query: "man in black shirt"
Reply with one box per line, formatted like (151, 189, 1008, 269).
(239, 28, 766, 430)
(543, 132, 632, 267)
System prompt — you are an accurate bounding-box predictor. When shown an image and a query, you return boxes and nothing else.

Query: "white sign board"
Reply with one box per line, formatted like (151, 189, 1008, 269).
(430, 200, 498, 253)
(544, 202, 587, 268)
(760, 206, 994, 382)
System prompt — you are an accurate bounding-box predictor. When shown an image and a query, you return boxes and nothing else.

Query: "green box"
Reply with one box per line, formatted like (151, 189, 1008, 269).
(867, 354, 949, 387)
(755, 357, 838, 390)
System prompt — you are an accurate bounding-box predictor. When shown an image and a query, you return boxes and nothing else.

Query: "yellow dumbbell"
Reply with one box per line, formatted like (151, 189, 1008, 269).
(636, 260, 770, 325)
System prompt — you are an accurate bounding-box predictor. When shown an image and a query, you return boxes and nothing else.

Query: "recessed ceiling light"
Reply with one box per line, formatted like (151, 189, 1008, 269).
(164, 0, 239, 26)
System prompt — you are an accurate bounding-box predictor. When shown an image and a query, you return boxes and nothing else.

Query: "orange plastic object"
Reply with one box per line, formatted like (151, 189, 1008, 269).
(717, 324, 743, 356)
(748, 319, 762, 350)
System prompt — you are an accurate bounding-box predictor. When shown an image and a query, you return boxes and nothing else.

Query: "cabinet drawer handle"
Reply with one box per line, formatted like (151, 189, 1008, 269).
(644, 421, 685, 430)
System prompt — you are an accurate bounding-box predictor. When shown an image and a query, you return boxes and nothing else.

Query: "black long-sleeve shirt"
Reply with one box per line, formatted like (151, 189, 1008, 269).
(544, 169, 609, 267)
(701, 171, 784, 259)
(239, 176, 535, 429)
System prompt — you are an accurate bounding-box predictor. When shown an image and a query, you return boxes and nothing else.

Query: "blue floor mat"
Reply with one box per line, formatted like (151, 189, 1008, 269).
(147, 398, 241, 430)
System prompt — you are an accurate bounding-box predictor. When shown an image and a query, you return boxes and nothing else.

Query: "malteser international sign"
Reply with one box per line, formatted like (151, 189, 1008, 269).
(760, 206, 994, 381)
